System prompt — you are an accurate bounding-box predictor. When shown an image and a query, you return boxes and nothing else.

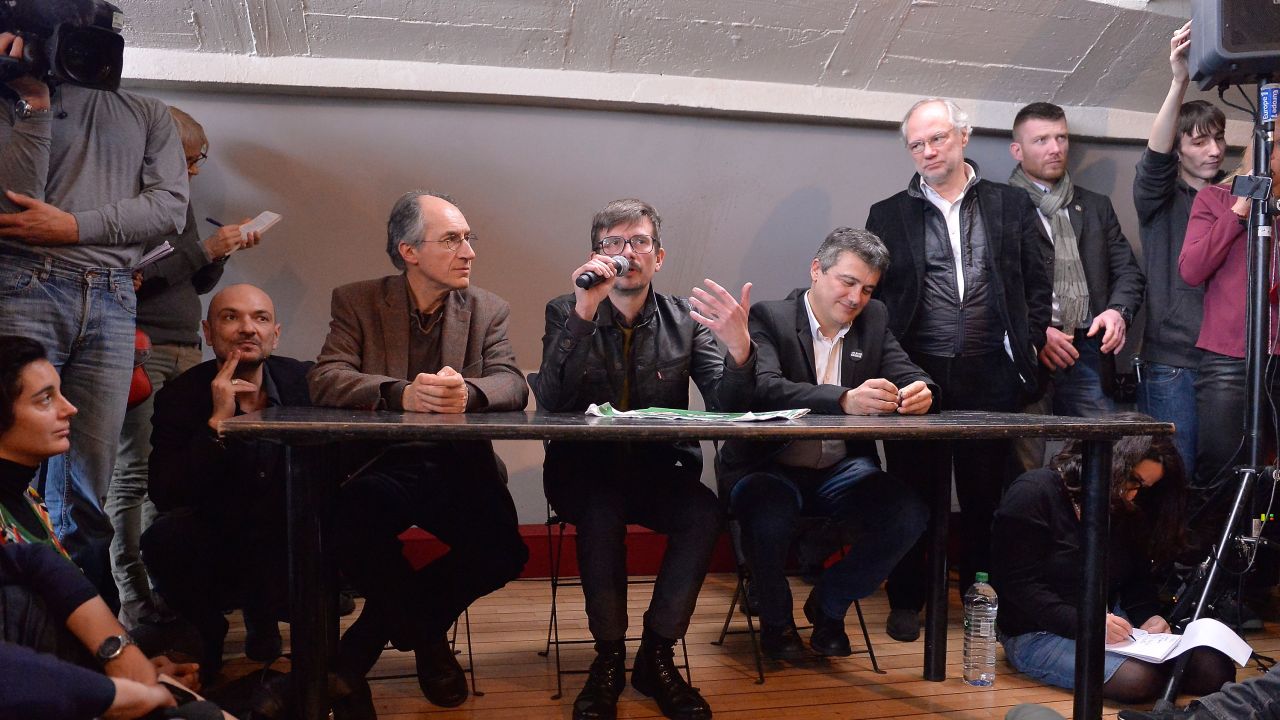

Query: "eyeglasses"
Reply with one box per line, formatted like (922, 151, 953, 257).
(907, 130, 953, 155)
(595, 234, 656, 256)
(1122, 477, 1155, 496)
(187, 151, 208, 168)
(425, 233, 477, 252)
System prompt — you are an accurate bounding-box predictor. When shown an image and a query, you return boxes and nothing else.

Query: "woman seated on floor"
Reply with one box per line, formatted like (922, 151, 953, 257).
(991, 421, 1235, 703)
(0, 336, 201, 718)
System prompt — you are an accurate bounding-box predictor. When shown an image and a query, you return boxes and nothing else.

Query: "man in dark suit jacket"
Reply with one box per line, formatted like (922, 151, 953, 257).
(142, 284, 309, 680)
(865, 98, 1052, 642)
(1007, 102, 1145, 471)
(718, 228, 931, 660)
(308, 191, 528, 709)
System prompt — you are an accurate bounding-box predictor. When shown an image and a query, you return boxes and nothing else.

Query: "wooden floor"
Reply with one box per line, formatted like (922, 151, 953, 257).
(220, 574, 1280, 720)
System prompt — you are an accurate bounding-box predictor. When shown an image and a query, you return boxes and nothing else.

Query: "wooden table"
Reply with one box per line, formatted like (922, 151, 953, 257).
(219, 408, 1171, 720)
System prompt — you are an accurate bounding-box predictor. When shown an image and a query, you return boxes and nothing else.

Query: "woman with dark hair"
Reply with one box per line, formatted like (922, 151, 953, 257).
(991, 418, 1236, 702)
(0, 335, 77, 551)
(0, 336, 201, 718)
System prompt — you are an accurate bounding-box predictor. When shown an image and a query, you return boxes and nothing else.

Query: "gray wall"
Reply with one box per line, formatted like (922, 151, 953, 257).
(150, 88, 1166, 522)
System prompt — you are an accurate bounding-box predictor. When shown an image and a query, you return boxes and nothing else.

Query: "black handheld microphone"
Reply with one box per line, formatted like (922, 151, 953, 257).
(575, 256, 631, 289)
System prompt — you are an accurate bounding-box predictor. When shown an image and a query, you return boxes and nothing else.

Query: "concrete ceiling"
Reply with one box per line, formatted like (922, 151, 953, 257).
(118, 0, 1240, 139)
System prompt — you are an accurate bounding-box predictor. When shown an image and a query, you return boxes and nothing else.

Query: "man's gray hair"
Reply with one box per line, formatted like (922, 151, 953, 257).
(815, 227, 891, 274)
(386, 190, 458, 270)
(900, 98, 972, 144)
(590, 198, 662, 249)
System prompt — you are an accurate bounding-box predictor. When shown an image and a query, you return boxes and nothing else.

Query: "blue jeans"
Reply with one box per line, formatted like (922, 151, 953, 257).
(1000, 629, 1128, 689)
(1136, 359, 1198, 482)
(107, 342, 202, 627)
(730, 455, 928, 627)
(0, 249, 136, 597)
(1016, 333, 1117, 471)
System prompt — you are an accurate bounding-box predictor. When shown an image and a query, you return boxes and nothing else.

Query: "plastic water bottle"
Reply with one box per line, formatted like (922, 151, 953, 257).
(963, 571, 998, 686)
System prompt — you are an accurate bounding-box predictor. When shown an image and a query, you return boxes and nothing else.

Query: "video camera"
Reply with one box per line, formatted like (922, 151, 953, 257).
(0, 0, 125, 92)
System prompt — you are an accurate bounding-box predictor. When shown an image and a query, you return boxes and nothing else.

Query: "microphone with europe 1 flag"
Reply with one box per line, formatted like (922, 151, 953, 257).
(575, 255, 631, 289)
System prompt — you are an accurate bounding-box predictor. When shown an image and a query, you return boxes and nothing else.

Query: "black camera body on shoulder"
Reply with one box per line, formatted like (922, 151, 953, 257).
(0, 0, 125, 92)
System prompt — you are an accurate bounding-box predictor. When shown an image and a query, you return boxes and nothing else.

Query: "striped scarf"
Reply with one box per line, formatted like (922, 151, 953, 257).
(1009, 165, 1090, 328)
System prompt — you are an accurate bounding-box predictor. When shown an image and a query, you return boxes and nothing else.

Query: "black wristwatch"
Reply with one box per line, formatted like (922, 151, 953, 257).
(1109, 305, 1133, 326)
(95, 633, 135, 665)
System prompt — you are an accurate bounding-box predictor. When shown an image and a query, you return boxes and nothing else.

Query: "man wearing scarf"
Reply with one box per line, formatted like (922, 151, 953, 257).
(1007, 102, 1145, 471)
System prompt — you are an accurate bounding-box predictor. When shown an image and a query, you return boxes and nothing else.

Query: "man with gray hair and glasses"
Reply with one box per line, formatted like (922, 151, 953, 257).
(535, 198, 755, 720)
(865, 97, 1051, 643)
(717, 227, 932, 660)
(309, 191, 529, 709)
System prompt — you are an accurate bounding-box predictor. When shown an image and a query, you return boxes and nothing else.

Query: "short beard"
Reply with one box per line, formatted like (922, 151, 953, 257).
(612, 282, 648, 298)
(230, 356, 267, 377)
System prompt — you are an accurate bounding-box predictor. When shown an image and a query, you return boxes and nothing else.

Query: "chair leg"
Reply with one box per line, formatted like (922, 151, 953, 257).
(462, 608, 484, 696)
(713, 573, 744, 646)
(549, 521, 567, 700)
(742, 573, 765, 684)
(851, 599, 884, 675)
(541, 519, 560, 657)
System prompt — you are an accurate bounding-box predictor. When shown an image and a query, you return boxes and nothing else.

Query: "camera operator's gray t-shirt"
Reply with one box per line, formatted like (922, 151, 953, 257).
(0, 83, 188, 269)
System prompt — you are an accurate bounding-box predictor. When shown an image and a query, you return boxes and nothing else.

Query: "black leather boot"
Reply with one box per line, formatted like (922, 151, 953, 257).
(572, 640, 626, 720)
(803, 586, 851, 657)
(631, 629, 711, 720)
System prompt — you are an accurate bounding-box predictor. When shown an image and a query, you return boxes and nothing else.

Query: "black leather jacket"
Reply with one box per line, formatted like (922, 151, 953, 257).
(534, 289, 756, 474)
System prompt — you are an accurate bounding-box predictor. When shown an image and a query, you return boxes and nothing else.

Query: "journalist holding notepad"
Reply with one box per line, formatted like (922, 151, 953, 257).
(990, 424, 1235, 703)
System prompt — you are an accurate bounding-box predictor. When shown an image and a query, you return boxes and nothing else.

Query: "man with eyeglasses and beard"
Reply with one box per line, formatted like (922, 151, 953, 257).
(309, 191, 529, 710)
(534, 198, 755, 720)
(865, 97, 1051, 644)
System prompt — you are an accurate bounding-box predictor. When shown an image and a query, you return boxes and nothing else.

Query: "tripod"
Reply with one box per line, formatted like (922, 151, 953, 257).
(1158, 77, 1279, 707)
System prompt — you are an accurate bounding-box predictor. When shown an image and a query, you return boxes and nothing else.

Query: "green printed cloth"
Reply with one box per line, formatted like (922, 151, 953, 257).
(585, 403, 810, 422)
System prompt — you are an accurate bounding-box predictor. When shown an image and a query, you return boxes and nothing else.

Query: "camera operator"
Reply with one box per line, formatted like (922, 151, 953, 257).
(0, 29, 189, 603)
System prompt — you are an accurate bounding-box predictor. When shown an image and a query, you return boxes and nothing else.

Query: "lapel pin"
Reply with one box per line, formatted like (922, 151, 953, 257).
(849, 349, 864, 360)
(1074, 204, 1082, 211)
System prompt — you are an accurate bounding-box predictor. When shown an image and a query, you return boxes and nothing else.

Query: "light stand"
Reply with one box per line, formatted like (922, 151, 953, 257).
(1158, 77, 1277, 707)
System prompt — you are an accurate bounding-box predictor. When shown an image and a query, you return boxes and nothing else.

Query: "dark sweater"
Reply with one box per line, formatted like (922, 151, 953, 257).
(990, 469, 1160, 639)
(1134, 148, 1208, 369)
(136, 204, 227, 345)
(0, 543, 113, 719)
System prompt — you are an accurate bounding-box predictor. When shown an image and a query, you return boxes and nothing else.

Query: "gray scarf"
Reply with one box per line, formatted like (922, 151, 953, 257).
(1009, 165, 1090, 329)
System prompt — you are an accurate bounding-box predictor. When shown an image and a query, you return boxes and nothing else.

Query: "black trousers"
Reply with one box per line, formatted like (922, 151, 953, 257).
(142, 508, 288, 637)
(544, 442, 723, 642)
(336, 442, 527, 666)
(884, 349, 1022, 612)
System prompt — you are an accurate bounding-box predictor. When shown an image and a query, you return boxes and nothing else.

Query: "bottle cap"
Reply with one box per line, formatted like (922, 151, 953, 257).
(974, 571, 988, 583)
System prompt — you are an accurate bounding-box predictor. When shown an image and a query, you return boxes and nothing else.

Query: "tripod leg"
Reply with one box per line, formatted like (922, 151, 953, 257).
(1161, 467, 1258, 704)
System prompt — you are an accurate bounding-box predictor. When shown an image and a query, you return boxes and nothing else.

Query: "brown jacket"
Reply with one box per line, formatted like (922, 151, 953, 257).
(308, 274, 528, 411)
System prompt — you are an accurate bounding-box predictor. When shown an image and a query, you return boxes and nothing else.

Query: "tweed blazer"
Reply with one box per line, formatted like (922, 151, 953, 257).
(308, 274, 528, 412)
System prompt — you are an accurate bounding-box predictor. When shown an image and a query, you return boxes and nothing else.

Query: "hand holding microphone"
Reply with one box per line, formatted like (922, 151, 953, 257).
(571, 254, 630, 322)
(575, 255, 631, 289)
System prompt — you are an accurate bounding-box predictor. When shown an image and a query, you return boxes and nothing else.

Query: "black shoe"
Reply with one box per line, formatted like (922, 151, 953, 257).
(759, 623, 805, 660)
(632, 630, 711, 720)
(330, 672, 378, 720)
(197, 614, 229, 683)
(338, 591, 358, 618)
(414, 635, 468, 708)
(803, 588, 851, 657)
(885, 608, 921, 642)
(573, 641, 626, 720)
